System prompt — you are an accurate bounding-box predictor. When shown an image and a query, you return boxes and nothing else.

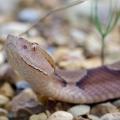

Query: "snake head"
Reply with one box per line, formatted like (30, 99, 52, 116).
(5, 35, 55, 75)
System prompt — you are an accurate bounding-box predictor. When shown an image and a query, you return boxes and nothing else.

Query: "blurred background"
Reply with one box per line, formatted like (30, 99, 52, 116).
(0, 1, 119, 119)
(0, 0, 120, 69)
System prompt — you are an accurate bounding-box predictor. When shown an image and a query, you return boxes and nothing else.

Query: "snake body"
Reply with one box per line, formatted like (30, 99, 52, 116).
(5, 35, 120, 104)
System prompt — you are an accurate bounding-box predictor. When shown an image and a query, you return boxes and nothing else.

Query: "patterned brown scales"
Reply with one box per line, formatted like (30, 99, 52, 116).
(5, 35, 120, 104)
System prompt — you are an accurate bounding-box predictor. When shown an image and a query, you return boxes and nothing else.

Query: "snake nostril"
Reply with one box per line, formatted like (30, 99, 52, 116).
(31, 43, 38, 51)
(32, 45, 36, 51)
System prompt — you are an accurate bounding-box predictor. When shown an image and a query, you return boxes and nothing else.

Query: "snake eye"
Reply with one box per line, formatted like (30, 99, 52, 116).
(23, 45, 27, 49)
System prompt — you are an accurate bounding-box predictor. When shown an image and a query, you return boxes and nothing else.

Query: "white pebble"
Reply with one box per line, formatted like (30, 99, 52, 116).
(47, 111, 73, 120)
(68, 105, 90, 117)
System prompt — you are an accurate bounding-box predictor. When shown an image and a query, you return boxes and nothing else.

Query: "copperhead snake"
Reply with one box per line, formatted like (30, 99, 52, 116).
(5, 35, 120, 104)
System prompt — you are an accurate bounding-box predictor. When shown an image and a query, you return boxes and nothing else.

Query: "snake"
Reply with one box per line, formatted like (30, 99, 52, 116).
(5, 35, 120, 104)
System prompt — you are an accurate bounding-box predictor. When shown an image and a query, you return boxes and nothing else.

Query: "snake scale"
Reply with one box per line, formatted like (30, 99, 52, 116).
(5, 35, 120, 104)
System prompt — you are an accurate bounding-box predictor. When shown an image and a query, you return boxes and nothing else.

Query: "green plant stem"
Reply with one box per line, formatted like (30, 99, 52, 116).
(101, 35, 105, 65)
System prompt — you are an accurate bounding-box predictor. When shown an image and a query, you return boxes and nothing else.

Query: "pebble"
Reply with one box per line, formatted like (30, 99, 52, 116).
(113, 99, 120, 109)
(47, 111, 73, 120)
(59, 60, 83, 70)
(9, 88, 38, 112)
(20, 0, 35, 7)
(0, 82, 14, 98)
(100, 112, 120, 120)
(18, 8, 43, 22)
(59, 57, 101, 69)
(0, 51, 5, 65)
(0, 63, 18, 83)
(75, 116, 90, 120)
(15, 108, 32, 120)
(53, 47, 85, 69)
(79, 57, 101, 69)
(38, 0, 60, 8)
(0, 0, 19, 15)
(67, 105, 90, 117)
(0, 22, 30, 38)
(85, 32, 101, 56)
(87, 114, 100, 120)
(70, 28, 86, 46)
(106, 39, 120, 55)
(29, 113, 47, 120)
(90, 102, 119, 117)
(0, 108, 8, 116)
(16, 80, 31, 91)
(0, 116, 9, 120)
(0, 95, 9, 107)
(66, 0, 91, 26)
(52, 47, 71, 61)
(53, 30, 69, 46)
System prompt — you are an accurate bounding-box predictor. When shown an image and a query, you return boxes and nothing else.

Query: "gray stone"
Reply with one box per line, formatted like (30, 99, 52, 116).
(101, 112, 120, 120)
(47, 111, 73, 120)
(18, 8, 42, 22)
(68, 105, 90, 117)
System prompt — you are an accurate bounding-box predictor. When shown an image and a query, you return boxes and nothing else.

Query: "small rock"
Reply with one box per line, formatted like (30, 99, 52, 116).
(0, 51, 5, 65)
(0, 116, 8, 120)
(74, 116, 90, 120)
(58, 60, 83, 70)
(0, 95, 9, 107)
(53, 47, 70, 62)
(24, 99, 45, 114)
(18, 8, 43, 22)
(0, 63, 19, 83)
(29, 113, 47, 120)
(9, 88, 38, 112)
(15, 108, 32, 120)
(38, 0, 60, 8)
(0, 0, 19, 15)
(47, 47, 56, 55)
(0, 108, 8, 116)
(68, 105, 90, 117)
(53, 32, 68, 46)
(70, 28, 86, 46)
(9, 88, 45, 119)
(47, 111, 73, 120)
(8, 112, 17, 120)
(85, 32, 101, 56)
(16, 80, 31, 92)
(53, 47, 85, 69)
(79, 57, 101, 69)
(0, 82, 14, 98)
(113, 99, 120, 109)
(100, 112, 120, 120)
(20, 0, 35, 7)
(90, 102, 119, 117)
(45, 110, 51, 118)
(87, 114, 100, 120)
(0, 22, 30, 38)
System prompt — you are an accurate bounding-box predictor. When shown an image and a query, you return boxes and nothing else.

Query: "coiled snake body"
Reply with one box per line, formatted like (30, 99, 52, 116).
(5, 35, 120, 104)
